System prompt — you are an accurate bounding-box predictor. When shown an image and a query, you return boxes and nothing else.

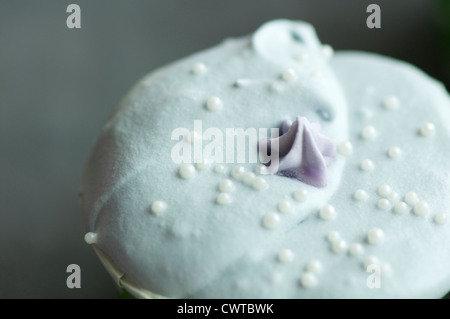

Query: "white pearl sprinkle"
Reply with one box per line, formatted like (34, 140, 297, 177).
(332, 239, 348, 254)
(278, 249, 294, 262)
(231, 165, 245, 180)
(293, 188, 308, 202)
(367, 227, 385, 245)
(383, 96, 400, 110)
(319, 204, 336, 220)
(191, 62, 207, 75)
(420, 122, 435, 137)
(388, 146, 402, 158)
(363, 256, 380, 269)
(362, 125, 377, 140)
(321, 44, 334, 59)
(281, 68, 297, 82)
(252, 176, 268, 190)
(327, 231, 341, 243)
(243, 171, 256, 185)
(214, 164, 226, 174)
(219, 179, 233, 193)
(413, 200, 429, 216)
(278, 200, 292, 214)
(195, 159, 210, 170)
(233, 79, 251, 88)
(254, 164, 268, 175)
(377, 198, 391, 211)
(306, 260, 322, 274)
(206, 96, 223, 112)
(299, 272, 318, 288)
(295, 52, 309, 61)
(387, 191, 400, 204)
(216, 193, 231, 205)
(337, 141, 353, 156)
(349, 243, 364, 256)
(151, 200, 167, 215)
(434, 213, 448, 225)
(84, 232, 97, 245)
(262, 212, 280, 229)
(353, 189, 368, 202)
(179, 164, 195, 179)
(378, 184, 392, 197)
(394, 201, 409, 214)
(361, 159, 375, 171)
(404, 192, 419, 206)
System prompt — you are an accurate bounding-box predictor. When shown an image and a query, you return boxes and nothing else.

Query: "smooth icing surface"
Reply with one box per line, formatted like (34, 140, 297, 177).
(80, 19, 450, 298)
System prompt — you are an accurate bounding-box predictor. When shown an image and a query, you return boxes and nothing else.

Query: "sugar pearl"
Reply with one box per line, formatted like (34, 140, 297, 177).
(278, 200, 292, 213)
(332, 239, 348, 254)
(293, 188, 308, 202)
(362, 125, 377, 140)
(434, 213, 448, 225)
(191, 62, 207, 75)
(321, 44, 334, 59)
(179, 164, 195, 179)
(254, 164, 268, 175)
(151, 200, 167, 215)
(214, 164, 226, 174)
(377, 198, 391, 211)
(216, 193, 231, 205)
(219, 179, 233, 192)
(243, 172, 256, 185)
(361, 159, 375, 171)
(363, 256, 380, 269)
(206, 96, 223, 111)
(394, 202, 409, 214)
(252, 176, 268, 190)
(404, 192, 419, 205)
(387, 192, 400, 203)
(84, 232, 97, 245)
(337, 141, 353, 156)
(282, 68, 297, 82)
(320, 204, 336, 220)
(262, 213, 280, 229)
(349, 243, 364, 256)
(278, 249, 294, 262)
(306, 260, 322, 274)
(299, 272, 318, 288)
(378, 184, 392, 197)
(388, 146, 402, 158)
(420, 122, 435, 137)
(327, 231, 341, 243)
(354, 189, 368, 201)
(367, 227, 385, 245)
(413, 200, 429, 216)
(231, 165, 245, 180)
(383, 96, 400, 110)
(195, 159, 210, 170)
(233, 79, 251, 88)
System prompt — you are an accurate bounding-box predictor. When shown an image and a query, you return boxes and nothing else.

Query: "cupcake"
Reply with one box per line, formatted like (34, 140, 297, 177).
(79, 20, 450, 298)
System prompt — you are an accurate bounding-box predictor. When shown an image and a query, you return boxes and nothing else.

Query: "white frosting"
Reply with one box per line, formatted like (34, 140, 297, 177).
(80, 19, 450, 298)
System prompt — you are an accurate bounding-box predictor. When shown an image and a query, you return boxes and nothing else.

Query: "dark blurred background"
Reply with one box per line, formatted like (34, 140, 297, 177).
(0, 0, 448, 298)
